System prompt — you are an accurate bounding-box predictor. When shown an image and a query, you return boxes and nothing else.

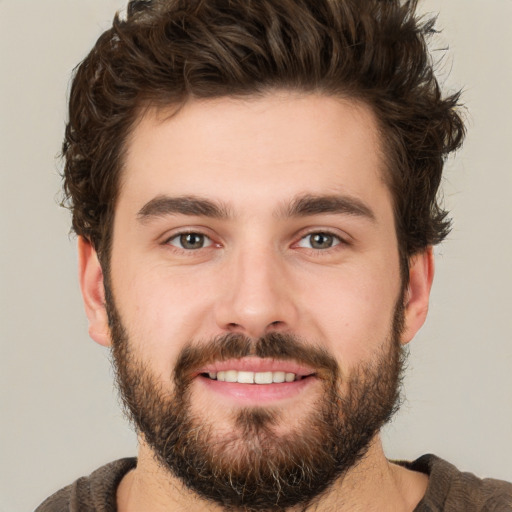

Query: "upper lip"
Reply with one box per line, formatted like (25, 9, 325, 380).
(195, 357, 316, 378)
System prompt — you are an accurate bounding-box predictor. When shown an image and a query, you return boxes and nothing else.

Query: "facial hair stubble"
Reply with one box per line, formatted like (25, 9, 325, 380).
(107, 291, 405, 512)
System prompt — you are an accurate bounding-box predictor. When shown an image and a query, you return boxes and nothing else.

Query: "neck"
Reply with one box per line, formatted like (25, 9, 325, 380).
(117, 436, 428, 512)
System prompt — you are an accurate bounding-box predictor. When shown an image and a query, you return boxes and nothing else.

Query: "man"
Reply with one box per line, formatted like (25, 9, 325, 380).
(36, 0, 512, 510)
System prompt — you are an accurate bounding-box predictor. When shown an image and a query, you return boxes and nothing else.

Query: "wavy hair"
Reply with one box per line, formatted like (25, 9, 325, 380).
(62, 0, 465, 275)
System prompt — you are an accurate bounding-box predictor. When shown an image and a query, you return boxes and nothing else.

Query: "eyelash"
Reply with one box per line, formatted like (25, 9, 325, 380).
(295, 231, 345, 251)
(163, 230, 349, 253)
(165, 231, 216, 251)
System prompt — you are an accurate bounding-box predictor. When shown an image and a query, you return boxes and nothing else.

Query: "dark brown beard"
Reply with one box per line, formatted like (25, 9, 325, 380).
(108, 297, 405, 512)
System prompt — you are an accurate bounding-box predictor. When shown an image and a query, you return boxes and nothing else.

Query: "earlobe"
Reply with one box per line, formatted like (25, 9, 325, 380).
(77, 236, 111, 347)
(401, 247, 435, 344)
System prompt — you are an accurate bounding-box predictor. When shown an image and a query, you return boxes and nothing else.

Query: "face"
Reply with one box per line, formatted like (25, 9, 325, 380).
(80, 92, 432, 510)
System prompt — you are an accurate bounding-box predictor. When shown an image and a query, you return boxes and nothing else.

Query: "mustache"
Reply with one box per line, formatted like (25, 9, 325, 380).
(174, 332, 339, 386)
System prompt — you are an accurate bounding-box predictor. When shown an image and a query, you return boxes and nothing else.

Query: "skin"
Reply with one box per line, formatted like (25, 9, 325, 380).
(79, 92, 434, 511)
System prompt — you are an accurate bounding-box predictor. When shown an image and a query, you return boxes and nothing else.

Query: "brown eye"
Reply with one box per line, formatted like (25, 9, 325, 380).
(168, 233, 212, 250)
(298, 232, 340, 250)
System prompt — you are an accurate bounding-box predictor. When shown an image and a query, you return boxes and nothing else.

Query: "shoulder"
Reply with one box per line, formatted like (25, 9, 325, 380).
(35, 458, 137, 512)
(399, 454, 512, 512)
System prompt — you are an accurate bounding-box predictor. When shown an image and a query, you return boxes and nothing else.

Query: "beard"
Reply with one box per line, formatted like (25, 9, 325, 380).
(107, 293, 405, 512)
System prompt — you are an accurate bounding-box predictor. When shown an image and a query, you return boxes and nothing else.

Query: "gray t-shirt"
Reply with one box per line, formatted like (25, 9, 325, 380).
(36, 454, 512, 511)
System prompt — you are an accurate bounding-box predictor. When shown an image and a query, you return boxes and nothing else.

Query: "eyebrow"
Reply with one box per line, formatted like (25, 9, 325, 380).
(137, 193, 376, 223)
(281, 194, 376, 222)
(137, 195, 231, 222)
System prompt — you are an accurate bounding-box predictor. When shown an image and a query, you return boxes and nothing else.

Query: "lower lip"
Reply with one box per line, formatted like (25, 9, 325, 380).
(197, 375, 316, 405)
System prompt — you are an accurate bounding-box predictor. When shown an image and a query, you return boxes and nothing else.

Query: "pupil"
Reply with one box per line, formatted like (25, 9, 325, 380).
(311, 233, 332, 249)
(181, 233, 204, 249)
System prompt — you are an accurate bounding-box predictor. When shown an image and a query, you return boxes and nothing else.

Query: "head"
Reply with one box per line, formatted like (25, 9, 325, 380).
(69, 0, 464, 510)
(64, 0, 464, 278)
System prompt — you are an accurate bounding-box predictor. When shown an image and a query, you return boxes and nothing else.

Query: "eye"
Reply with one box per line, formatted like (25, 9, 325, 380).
(167, 232, 213, 250)
(297, 232, 341, 250)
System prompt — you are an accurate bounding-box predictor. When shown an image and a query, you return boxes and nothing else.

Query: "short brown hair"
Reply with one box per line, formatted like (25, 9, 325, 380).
(62, 0, 465, 273)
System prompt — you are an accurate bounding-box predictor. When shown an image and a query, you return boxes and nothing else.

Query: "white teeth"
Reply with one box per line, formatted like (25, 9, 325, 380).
(254, 371, 273, 384)
(210, 370, 299, 384)
(237, 371, 255, 384)
(225, 370, 237, 382)
(273, 371, 285, 383)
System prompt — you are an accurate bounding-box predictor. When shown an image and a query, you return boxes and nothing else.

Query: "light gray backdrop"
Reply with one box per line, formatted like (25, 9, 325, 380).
(1, 1, 511, 511)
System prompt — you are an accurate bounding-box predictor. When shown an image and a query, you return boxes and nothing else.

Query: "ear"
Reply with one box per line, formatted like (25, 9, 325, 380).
(401, 247, 435, 344)
(77, 236, 111, 347)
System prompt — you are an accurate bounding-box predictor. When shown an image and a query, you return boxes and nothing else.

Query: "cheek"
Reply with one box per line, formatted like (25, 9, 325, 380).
(299, 262, 400, 367)
(111, 264, 217, 377)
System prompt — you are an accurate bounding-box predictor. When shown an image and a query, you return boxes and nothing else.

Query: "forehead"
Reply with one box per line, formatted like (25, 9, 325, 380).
(120, 92, 390, 214)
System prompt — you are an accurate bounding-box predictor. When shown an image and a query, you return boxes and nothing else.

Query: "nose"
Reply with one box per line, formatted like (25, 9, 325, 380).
(214, 246, 299, 339)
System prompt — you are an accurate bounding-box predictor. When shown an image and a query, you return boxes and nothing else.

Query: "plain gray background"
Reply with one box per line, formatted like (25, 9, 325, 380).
(1, 1, 511, 511)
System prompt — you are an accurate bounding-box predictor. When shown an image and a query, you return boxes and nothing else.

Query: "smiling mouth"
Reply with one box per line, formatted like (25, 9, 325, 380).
(202, 370, 311, 384)
(196, 359, 318, 403)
